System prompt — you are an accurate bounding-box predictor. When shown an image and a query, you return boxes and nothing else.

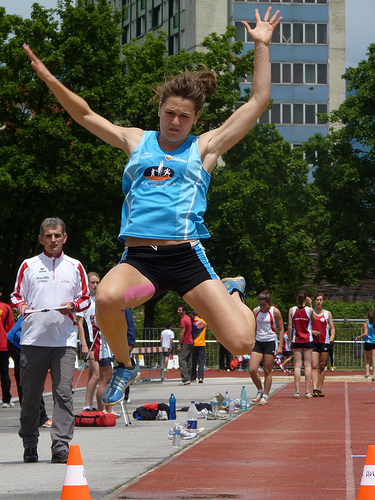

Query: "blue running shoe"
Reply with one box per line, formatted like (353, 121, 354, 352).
(222, 276, 246, 301)
(102, 360, 140, 405)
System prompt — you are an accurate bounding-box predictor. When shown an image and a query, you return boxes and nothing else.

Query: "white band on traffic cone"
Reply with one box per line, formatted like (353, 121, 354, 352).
(360, 465, 375, 486)
(63, 465, 88, 486)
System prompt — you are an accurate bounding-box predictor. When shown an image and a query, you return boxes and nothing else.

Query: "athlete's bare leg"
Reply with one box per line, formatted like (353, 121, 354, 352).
(183, 279, 255, 356)
(95, 263, 154, 366)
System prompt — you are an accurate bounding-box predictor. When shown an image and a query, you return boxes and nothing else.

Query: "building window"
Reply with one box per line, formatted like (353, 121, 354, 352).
(122, 0, 131, 45)
(271, 63, 327, 85)
(168, 0, 180, 55)
(268, 22, 327, 44)
(136, 0, 146, 38)
(151, 0, 163, 29)
(242, 0, 327, 3)
(259, 103, 328, 125)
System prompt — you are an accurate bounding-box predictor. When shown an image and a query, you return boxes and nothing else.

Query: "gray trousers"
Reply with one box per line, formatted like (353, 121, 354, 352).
(179, 344, 193, 383)
(19, 345, 76, 454)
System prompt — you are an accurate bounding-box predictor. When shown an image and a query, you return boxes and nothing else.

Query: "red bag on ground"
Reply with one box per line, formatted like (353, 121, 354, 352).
(74, 410, 116, 427)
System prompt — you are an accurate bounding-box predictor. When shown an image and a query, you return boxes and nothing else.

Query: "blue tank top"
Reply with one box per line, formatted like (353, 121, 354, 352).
(365, 321, 375, 343)
(118, 131, 211, 242)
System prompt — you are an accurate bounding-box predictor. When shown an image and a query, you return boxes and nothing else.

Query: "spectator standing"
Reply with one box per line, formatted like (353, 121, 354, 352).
(219, 342, 232, 372)
(191, 311, 207, 383)
(10, 217, 90, 464)
(311, 293, 335, 397)
(355, 309, 375, 380)
(250, 290, 284, 406)
(76, 271, 101, 411)
(0, 285, 15, 407)
(287, 290, 315, 399)
(177, 305, 193, 385)
(160, 322, 174, 371)
(7, 317, 52, 427)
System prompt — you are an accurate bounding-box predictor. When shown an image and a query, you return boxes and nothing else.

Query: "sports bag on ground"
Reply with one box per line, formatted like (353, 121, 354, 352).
(74, 410, 116, 427)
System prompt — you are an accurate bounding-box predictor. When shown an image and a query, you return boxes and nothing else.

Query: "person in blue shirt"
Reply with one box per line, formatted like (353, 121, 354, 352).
(355, 310, 375, 380)
(7, 317, 51, 427)
(23, 7, 282, 406)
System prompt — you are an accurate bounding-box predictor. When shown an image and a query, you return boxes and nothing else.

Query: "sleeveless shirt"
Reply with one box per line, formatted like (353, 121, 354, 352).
(118, 131, 211, 242)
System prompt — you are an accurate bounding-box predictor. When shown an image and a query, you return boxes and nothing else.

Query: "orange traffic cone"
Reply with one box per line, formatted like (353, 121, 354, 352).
(358, 445, 375, 499)
(60, 445, 96, 500)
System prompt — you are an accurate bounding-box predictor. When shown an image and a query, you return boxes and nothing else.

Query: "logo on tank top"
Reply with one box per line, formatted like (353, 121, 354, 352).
(143, 160, 175, 181)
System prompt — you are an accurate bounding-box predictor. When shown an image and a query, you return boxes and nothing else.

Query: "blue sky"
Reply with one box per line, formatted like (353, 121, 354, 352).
(1, 0, 374, 68)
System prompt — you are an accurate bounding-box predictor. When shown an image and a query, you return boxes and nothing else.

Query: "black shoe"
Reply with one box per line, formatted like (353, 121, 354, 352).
(51, 449, 69, 463)
(24, 447, 38, 463)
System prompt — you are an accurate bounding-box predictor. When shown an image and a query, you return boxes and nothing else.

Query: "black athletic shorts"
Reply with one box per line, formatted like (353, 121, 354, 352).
(292, 342, 314, 349)
(120, 240, 218, 297)
(313, 342, 329, 353)
(252, 340, 278, 356)
(364, 342, 375, 352)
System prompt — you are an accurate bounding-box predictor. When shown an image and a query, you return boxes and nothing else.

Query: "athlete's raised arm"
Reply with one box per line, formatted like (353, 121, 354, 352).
(22, 44, 143, 156)
(199, 7, 282, 172)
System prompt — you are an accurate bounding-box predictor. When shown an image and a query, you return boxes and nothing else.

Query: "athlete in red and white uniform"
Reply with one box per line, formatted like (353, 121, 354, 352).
(311, 293, 335, 397)
(287, 290, 315, 399)
(249, 290, 284, 406)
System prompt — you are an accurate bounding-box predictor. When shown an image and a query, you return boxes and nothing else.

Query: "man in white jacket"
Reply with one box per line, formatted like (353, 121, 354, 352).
(11, 217, 90, 464)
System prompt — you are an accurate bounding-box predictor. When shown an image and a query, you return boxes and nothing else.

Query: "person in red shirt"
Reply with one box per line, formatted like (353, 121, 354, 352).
(0, 285, 15, 407)
(177, 305, 193, 385)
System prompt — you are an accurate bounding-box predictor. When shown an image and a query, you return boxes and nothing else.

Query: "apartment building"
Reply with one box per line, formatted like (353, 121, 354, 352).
(107, 0, 346, 147)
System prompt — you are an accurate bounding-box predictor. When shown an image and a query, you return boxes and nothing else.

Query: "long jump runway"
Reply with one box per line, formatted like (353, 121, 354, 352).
(108, 380, 375, 500)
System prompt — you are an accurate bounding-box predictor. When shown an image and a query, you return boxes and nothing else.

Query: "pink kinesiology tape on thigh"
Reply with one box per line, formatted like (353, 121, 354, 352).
(124, 284, 155, 303)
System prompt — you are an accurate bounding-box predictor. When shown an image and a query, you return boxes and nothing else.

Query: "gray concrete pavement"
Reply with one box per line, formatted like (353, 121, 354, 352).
(0, 375, 289, 500)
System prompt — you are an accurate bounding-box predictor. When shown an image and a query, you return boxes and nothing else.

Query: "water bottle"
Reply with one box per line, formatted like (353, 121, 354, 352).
(172, 423, 180, 448)
(224, 391, 230, 407)
(229, 399, 235, 418)
(240, 385, 248, 411)
(169, 393, 176, 420)
(187, 401, 198, 429)
(211, 395, 219, 415)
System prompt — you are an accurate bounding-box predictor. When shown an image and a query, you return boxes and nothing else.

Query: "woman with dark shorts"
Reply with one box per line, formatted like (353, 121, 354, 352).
(249, 291, 284, 406)
(311, 293, 335, 397)
(22, 7, 282, 406)
(355, 309, 375, 380)
(288, 290, 315, 399)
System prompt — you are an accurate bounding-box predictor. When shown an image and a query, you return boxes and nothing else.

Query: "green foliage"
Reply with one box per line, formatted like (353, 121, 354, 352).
(303, 46, 375, 287)
(205, 123, 317, 306)
(323, 300, 375, 320)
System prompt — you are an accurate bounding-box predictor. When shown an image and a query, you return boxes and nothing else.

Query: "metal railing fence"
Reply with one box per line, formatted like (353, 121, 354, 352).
(77, 325, 369, 371)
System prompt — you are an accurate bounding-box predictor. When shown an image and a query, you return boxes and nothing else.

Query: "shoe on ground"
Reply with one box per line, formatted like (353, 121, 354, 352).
(41, 419, 52, 428)
(364, 373, 370, 378)
(102, 360, 140, 405)
(125, 398, 131, 404)
(317, 390, 325, 397)
(179, 381, 191, 386)
(305, 392, 313, 399)
(24, 447, 38, 463)
(103, 409, 122, 418)
(221, 276, 246, 301)
(312, 389, 319, 397)
(198, 379, 203, 383)
(51, 449, 69, 463)
(252, 391, 263, 403)
(258, 395, 268, 405)
(168, 423, 197, 440)
(2, 402, 14, 408)
(292, 392, 299, 399)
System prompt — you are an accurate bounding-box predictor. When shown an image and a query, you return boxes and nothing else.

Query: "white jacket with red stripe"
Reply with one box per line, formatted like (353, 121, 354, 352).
(11, 251, 90, 347)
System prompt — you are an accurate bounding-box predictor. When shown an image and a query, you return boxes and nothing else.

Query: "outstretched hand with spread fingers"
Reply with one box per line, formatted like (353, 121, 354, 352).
(23, 43, 52, 83)
(242, 7, 282, 46)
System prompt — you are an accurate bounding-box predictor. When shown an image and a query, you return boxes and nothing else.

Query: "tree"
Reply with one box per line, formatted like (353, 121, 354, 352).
(0, 0, 126, 297)
(205, 123, 319, 310)
(0, 2, 256, 318)
(304, 45, 375, 291)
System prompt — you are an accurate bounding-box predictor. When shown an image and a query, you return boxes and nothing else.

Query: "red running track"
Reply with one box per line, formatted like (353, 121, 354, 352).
(107, 380, 375, 500)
